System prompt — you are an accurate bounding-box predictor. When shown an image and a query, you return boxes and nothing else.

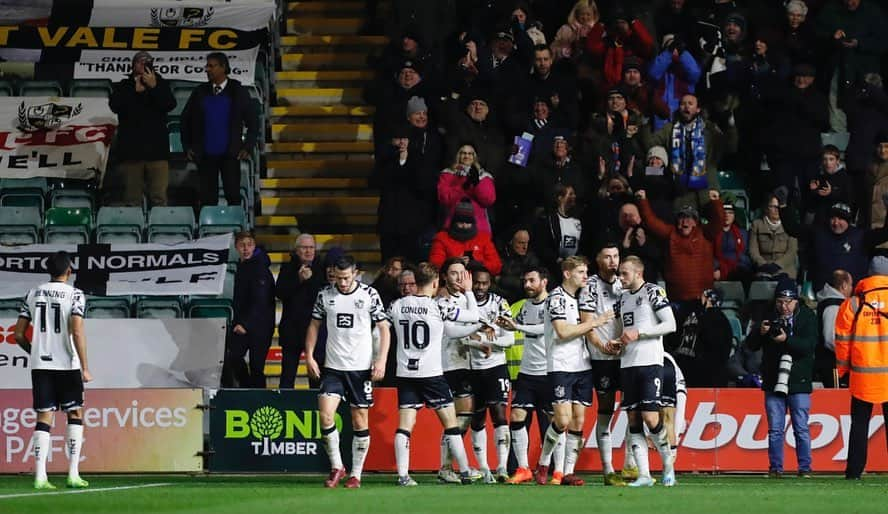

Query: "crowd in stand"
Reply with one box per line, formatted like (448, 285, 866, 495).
(365, 0, 888, 387)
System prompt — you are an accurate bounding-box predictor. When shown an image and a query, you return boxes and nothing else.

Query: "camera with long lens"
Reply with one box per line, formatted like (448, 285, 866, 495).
(774, 354, 793, 395)
(767, 318, 790, 338)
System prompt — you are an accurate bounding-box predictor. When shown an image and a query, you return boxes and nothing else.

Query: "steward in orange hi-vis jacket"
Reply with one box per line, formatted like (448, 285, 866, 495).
(835, 275, 888, 479)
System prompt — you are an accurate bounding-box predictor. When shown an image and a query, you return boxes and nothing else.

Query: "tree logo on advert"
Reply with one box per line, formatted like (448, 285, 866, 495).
(249, 406, 283, 439)
(17, 101, 82, 132)
(224, 405, 342, 457)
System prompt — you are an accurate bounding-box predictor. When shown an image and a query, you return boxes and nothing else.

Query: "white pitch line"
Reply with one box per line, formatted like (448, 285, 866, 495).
(0, 482, 172, 500)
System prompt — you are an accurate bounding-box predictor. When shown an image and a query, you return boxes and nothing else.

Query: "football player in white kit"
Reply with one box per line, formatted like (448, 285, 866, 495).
(437, 258, 482, 483)
(15, 251, 91, 490)
(610, 256, 677, 487)
(465, 267, 514, 483)
(388, 262, 482, 486)
(535, 256, 614, 486)
(497, 267, 565, 484)
(305, 255, 391, 489)
(579, 243, 626, 486)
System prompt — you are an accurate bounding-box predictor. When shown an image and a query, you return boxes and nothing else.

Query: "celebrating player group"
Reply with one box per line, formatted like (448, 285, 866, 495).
(310, 248, 686, 488)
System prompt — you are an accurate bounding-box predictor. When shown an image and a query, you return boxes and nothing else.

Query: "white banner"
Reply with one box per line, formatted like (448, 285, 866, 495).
(89, 0, 276, 31)
(0, 318, 225, 388)
(0, 97, 117, 180)
(0, 233, 232, 298)
(75, 47, 259, 85)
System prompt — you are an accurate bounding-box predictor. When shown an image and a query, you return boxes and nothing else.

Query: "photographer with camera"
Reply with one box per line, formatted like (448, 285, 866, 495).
(745, 278, 817, 478)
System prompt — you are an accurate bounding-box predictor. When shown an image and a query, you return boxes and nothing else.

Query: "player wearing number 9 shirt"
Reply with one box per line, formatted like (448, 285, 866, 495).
(305, 255, 391, 489)
(387, 262, 483, 486)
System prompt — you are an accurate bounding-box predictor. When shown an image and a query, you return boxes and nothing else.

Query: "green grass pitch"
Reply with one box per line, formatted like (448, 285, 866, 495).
(0, 474, 885, 514)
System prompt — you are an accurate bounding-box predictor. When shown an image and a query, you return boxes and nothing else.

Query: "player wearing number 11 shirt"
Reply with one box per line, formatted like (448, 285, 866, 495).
(387, 262, 483, 486)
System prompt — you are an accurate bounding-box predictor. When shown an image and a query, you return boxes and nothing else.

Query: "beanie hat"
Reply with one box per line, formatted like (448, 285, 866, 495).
(775, 277, 799, 300)
(406, 96, 427, 116)
(453, 200, 476, 224)
(623, 56, 643, 74)
(647, 145, 668, 163)
(830, 202, 852, 222)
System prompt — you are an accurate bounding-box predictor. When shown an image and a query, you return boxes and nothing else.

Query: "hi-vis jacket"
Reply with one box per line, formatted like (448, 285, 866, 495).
(835, 275, 888, 403)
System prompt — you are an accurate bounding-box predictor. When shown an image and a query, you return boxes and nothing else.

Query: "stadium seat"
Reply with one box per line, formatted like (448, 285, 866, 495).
(147, 206, 195, 243)
(20, 80, 64, 97)
(727, 316, 745, 346)
(0, 206, 41, 245)
(85, 296, 132, 318)
(821, 132, 850, 153)
(198, 206, 246, 237)
(0, 80, 15, 96)
(170, 87, 193, 119)
(717, 170, 745, 190)
(44, 207, 91, 244)
(714, 281, 745, 310)
(136, 296, 184, 319)
(749, 281, 778, 302)
(96, 206, 145, 244)
(69, 79, 113, 98)
(0, 298, 23, 318)
(49, 187, 94, 211)
(188, 296, 233, 322)
(0, 177, 48, 212)
(168, 120, 183, 154)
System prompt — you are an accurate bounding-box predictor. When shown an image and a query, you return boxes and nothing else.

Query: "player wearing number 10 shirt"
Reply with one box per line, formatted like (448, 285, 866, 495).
(305, 255, 391, 489)
(387, 262, 482, 486)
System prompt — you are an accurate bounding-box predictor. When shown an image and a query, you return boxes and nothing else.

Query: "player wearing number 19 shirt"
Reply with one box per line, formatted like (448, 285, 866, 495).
(305, 255, 391, 489)
(15, 251, 91, 490)
(388, 262, 482, 486)
(612, 256, 677, 487)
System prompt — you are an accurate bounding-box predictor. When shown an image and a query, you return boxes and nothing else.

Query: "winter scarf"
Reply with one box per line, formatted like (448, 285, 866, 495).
(670, 116, 708, 190)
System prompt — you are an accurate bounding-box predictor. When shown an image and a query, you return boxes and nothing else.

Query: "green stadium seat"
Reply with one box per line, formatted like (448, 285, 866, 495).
(44, 207, 91, 244)
(147, 206, 194, 243)
(96, 206, 144, 244)
(0, 298, 23, 318)
(0, 80, 15, 96)
(187, 298, 233, 321)
(168, 120, 183, 154)
(20, 80, 64, 97)
(717, 170, 745, 190)
(0, 178, 48, 212)
(49, 187, 94, 211)
(749, 281, 778, 302)
(136, 296, 184, 319)
(727, 316, 744, 346)
(85, 296, 132, 318)
(170, 87, 193, 119)
(0, 206, 41, 245)
(198, 206, 245, 238)
(69, 79, 113, 98)
(714, 281, 745, 310)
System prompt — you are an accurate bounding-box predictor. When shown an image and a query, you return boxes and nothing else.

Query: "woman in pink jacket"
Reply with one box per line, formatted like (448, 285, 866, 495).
(438, 143, 496, 235)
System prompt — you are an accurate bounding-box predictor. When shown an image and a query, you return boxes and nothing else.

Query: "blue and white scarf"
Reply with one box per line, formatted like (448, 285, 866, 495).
(670, 116, 708, 190)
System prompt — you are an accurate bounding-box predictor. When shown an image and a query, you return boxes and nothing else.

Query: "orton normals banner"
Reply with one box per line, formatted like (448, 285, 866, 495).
(0, 388, 203, 472)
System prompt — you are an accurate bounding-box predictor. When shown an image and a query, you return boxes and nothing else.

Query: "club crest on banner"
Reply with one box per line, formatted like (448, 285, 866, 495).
(17, 101, 82, 132)
(151, 7, 215, 27)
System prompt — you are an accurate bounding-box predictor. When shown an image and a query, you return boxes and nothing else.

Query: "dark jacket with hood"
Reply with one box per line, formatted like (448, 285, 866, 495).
(233, 247, 275, 343)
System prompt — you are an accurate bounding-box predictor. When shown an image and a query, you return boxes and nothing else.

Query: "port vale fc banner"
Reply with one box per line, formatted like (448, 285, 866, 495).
(0, 0, 275, 85)
(0, 233, 231, 298)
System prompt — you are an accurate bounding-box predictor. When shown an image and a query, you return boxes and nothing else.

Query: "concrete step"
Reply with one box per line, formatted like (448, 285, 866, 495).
(261, 177, 369, 189)
(257, 233, 380, 252)
(265, 141, 373, 154)
(270, 105, 374, 120)
(275, 70, 374, 88)
(271, 123, 373, 142)
(269, 249, 381, 264)
(261, 196, 378, 215)
(276, 87, 364, 106)
(286, 17, 363, 35)
(279, 35, 386, 52)
(255, 215, 299, 228)
(266, 159, 373, 178)
(281, 52, 370, 71)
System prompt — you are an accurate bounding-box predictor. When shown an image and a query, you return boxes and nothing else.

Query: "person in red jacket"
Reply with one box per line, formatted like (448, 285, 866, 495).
(430, 201, 502, 275)
(635, 188, 725, 306)
(585, 6, 655, 90)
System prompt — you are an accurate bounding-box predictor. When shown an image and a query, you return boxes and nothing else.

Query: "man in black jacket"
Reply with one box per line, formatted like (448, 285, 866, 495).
(275, 233, 326, 389)
(181, 52, 258, 209)
(109, 51, 176, 207)
(227, 231, 275, 389)
(670, 289, 733, 386)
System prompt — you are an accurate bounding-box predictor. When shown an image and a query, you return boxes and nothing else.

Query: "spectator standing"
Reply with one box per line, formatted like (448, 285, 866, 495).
(550, 0, 600, 65)
(805, 145, 853, 224)
(648, 35, 702, 131)
(782, 0, 818, 68)
(671, 289, 733, 387)
(442, 91, 507, 178)
(715, 201, 753, 283)
(746, 278, 817, 478)
(181, 52, 258, 209)
(585, 5, 655, 90)
(275, 234, 326, 390)
(866, 132, 888, 229)
(749, 195, 799, 280)
(497, 228, 541, 303)
(108, 51, 176, 207)
(809, 202, 868, 290)
(815, 269, 852, 387)
(531, 184, 583, 281)
(429, 201, 502, 275)
(438, 144, 496, 235)
(371, 257, 406, 309)
(845, 74, 888, 183)
(228, 231, 275, 389)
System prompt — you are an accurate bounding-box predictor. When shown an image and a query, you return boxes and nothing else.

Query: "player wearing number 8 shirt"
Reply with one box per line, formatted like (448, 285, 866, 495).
(305, 255, 391, 489)
(387, 262, 483, 486)
(15, 251, 91, 490)
(611, 256, 678, 487)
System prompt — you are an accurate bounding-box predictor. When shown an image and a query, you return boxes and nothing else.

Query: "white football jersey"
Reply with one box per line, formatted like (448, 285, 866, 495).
(439, 292, 474, 372)
(19, 281, 85, 371)
(663, 352, 687, 396)
(389, 295, 458, 378)
(516, 298, 547, 376)
(470, 293, 513, 370)
(615, 282, 671, 368)
(312, 282, 389, 371)
(579, 273, 622, 361)
(544, 286, 591, 373)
